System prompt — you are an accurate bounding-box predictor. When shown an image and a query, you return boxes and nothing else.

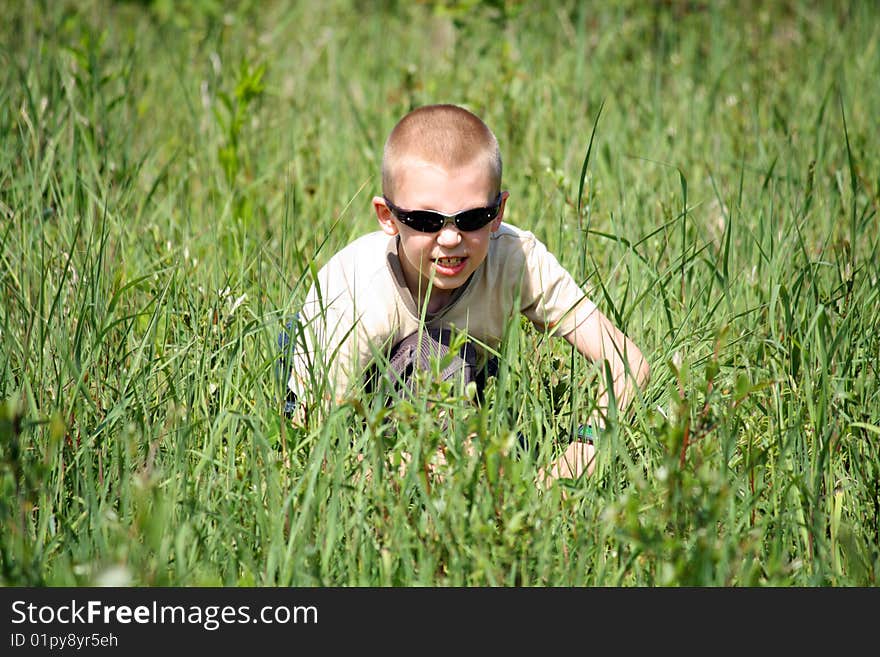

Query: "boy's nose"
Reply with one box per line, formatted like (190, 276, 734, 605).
(436, 223, 462, 246)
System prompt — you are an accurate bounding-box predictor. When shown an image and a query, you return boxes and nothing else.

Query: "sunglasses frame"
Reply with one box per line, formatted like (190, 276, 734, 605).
(383, 193, 503, 233)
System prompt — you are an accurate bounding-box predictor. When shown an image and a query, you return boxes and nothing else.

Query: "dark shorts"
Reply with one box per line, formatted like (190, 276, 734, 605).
(374, 328, 498, 402)
(277, 321, 497, 416)
(276, 322, 551, 455)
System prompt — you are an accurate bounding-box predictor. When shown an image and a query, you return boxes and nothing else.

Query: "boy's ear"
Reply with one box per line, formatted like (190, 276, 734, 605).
(373, 196, 399, 236)
(491, 191, 510, 232)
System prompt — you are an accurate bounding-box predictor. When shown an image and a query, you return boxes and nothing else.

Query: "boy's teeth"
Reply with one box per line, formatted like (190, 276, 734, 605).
(437, 257, 463, 265)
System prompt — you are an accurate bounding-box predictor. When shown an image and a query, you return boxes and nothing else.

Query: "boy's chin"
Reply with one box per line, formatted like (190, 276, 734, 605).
(425, 278, 464, 291)
(428, 268, 471, 288)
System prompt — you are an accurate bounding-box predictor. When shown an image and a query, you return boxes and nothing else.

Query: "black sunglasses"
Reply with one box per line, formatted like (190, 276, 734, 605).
(383, 193, 502, 233)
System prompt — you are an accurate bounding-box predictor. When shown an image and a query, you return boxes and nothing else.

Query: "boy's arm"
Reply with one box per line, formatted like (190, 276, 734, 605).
(563, 303, 650, 423)
(538, 304, 650, 488)
(517, 236, 649, 418)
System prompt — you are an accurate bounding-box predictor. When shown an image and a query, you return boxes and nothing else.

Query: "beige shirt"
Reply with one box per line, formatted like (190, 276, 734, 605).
(288, 223, 597, 403)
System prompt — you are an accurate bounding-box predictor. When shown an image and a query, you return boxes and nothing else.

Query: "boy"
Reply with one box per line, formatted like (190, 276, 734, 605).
(287, 104, 650, 484)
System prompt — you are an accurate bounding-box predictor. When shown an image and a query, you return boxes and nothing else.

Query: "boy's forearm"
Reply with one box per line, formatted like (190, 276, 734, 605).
(565, 316, 651, 425)
(537, 347, 646, 489)
(597, 340, 650, 420)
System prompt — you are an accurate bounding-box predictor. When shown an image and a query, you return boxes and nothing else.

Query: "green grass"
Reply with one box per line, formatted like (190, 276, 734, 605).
(1, 0, 878, 586)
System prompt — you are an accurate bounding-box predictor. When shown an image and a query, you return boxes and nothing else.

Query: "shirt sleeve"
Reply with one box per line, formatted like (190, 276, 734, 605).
(287, 244, 397, 405)
(287, 262, 362, 405)
(519, 234, 597, 337)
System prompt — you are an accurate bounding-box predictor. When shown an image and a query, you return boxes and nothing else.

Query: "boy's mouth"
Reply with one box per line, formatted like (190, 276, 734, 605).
(434, 256, 465, 266)
(432, 256, 468, 275)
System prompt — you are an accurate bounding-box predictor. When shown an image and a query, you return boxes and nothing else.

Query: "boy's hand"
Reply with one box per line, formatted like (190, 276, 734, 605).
(537, 440, 596, 489)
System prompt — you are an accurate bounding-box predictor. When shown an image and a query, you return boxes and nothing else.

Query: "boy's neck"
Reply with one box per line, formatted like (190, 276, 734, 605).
(402, 269, 454, 314)
(421, 288, 454, 314)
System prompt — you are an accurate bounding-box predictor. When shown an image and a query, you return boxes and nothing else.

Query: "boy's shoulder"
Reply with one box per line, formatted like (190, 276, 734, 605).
(488, 222, 545, 262)
(311, 230, 402, 308)
(485, 222, 576, 286)
(321, 230, 392, 273)
(491, 221, 535, 242)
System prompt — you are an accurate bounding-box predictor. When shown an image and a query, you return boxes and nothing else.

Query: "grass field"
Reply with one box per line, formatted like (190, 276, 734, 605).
(1, 0, 878, 586)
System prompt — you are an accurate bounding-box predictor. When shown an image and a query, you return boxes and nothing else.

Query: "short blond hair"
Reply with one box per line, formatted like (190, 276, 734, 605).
(381, 104, 502, 201)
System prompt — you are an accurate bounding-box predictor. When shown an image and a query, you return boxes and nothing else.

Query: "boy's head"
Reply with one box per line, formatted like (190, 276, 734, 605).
(380, 104, 502, 201)
(373, 105, 508, 303)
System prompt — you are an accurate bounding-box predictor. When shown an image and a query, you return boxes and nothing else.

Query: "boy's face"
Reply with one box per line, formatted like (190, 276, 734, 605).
(373, 159, 507, 301)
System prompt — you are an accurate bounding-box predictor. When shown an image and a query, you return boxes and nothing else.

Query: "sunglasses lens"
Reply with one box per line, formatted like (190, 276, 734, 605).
(455, 207, 494, 231)
(407, 211, 444, 232)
